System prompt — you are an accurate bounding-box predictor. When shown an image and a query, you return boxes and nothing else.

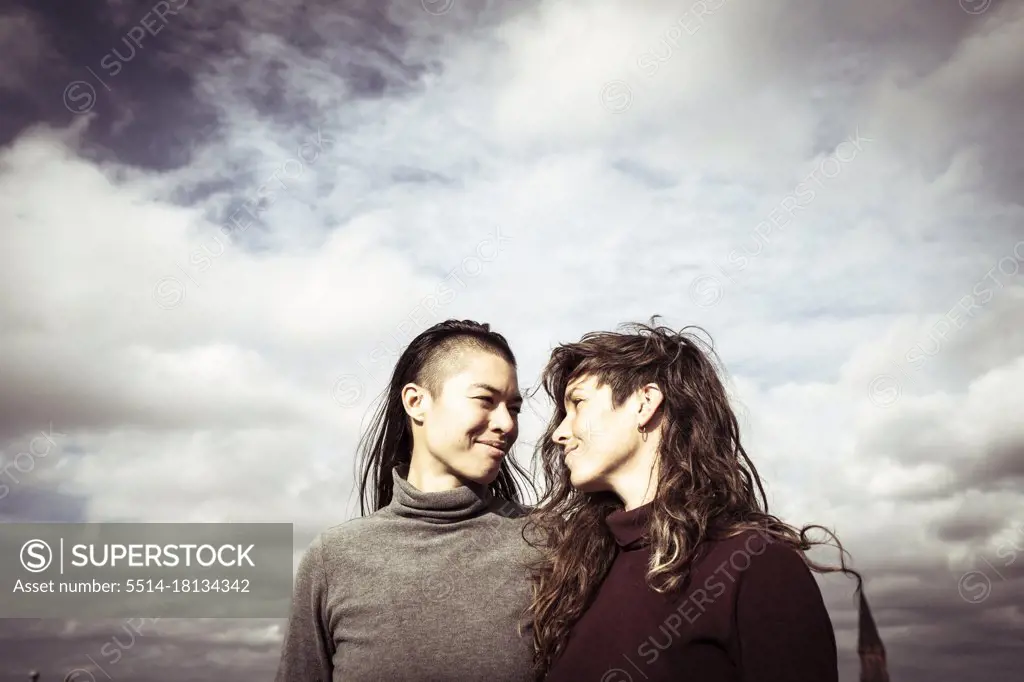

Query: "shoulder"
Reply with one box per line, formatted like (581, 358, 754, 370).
(303, 513, 395, 566)
(736, 530, 814, 581)
(711, 533, 837, 674)
(702, 531, 828, 620)
(700, 528, 805, 564)
(317, 514, 381, 543)
(693, 529, 816, 591)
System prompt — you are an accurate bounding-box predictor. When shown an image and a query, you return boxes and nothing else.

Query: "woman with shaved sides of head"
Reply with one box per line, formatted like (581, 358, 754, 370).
(275, 320, 538, 682)
(524, 318, 865, 682)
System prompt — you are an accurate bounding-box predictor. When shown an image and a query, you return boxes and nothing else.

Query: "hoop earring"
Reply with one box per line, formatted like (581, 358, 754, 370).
(638, 424, 648, 443)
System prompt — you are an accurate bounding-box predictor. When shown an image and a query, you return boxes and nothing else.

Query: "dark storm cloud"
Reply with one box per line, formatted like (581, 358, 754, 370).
(897, 430, 1024, 502)
(822, 550, 1024, 682)
(976, 439, 1024, 483)
(933, 510, 1006, 544)
(2, 0, 219, 170)
(0, 617, 281, 682)
(0, 356, 311, 444)
(0, 486, 88, 524)
(0, 0, 425, 171)
(748, 0, 1024, 207)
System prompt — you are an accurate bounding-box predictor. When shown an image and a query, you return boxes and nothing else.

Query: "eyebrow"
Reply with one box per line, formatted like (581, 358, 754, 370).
(563, 385, 582, 406)
(469, 383, 523, 404)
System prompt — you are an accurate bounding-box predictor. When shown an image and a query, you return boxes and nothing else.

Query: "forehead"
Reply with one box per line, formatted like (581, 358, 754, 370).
(445, 350, 518, 387)
(565, 374, 601, 394)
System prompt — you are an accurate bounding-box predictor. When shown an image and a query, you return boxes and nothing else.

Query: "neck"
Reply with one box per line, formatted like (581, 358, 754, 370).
(388, 464, 492, 524)
(611, 442, 660, 511)
(407, 447, 469, 493)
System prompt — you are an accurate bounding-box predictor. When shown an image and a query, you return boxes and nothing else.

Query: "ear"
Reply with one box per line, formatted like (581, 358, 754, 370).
(636, 382, 664, 429)
(401, 382, 431, 423)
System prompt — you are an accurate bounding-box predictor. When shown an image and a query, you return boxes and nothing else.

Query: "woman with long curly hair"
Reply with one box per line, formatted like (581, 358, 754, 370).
(524, 318, 863, 682)
(275, 319, 538, 682)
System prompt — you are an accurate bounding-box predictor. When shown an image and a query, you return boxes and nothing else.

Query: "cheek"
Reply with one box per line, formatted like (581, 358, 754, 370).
(571, 412, 589, 437)
(426, 410, 470, 449)
(440, 405, 485, 432)
(582, 417, 631, 460)
(576, 411, 608, 443)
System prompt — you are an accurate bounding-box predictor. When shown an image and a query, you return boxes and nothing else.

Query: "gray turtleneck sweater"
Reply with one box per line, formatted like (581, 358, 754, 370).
(274, 466, 539, 682)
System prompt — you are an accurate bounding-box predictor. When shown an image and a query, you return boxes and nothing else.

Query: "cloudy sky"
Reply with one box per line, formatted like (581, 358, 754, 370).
(1, 0, 1022, 679)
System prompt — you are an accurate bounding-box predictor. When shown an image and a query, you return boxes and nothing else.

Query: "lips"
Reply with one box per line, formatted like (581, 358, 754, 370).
(477, 440, 507, 457)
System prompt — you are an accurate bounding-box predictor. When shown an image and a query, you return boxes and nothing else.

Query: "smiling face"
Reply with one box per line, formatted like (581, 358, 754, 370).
(411, 349, 522, 486)
(551, 374, 643, 492)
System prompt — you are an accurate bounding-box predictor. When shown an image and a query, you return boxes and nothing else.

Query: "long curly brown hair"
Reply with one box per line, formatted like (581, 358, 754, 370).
(523, 318, 863, 679)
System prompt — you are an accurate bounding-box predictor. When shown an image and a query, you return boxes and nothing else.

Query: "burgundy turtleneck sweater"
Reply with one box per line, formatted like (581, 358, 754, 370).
(544, 503, 838, 682)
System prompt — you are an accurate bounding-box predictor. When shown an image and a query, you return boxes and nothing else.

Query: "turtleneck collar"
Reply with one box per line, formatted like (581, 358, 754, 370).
(605, 502, 653, 548)
(387, 464, 493, 524)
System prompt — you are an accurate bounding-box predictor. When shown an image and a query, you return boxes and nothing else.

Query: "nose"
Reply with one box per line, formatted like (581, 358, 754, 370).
(552, 415, 571, 445)
(491, 402, 516, 434)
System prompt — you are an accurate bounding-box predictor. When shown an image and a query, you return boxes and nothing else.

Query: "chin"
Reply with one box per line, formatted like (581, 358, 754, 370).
(567, 469, 596, 492)
(462, 461, 501, 486)
(568, 466, 609, 493)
